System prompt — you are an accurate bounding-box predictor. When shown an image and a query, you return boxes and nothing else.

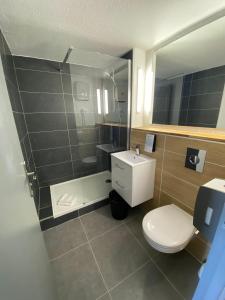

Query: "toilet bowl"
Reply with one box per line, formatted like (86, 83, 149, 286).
(142, 204, 197, 253)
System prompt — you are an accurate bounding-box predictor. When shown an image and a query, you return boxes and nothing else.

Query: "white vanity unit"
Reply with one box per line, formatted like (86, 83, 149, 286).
(111, 150, 156, 207)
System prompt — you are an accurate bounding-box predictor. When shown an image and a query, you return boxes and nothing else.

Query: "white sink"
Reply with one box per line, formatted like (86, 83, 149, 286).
(111, 150, 151, 166)
(111, 150, 156, 207)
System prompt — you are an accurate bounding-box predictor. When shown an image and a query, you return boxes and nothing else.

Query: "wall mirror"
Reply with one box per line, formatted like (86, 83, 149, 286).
(153, 16, 225, 128)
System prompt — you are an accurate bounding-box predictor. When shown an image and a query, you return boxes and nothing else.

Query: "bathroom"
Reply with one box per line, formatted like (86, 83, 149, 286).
(1, 1, 225, 300)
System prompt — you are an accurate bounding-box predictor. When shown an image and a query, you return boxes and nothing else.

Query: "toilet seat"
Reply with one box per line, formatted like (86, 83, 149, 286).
(142, 204, 197, 253)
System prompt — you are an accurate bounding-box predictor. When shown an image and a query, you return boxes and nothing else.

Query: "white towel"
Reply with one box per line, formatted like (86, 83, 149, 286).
(57, 194, 74, 207)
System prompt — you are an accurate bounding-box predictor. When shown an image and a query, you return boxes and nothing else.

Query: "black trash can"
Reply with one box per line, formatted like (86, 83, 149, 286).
(109, 190, 129, 220)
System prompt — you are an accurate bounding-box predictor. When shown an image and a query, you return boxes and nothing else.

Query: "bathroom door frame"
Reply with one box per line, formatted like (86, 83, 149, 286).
(193, 204, 225, 300)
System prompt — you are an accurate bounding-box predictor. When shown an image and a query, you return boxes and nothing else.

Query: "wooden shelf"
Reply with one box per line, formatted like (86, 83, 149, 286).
(134, 124, 225, 143)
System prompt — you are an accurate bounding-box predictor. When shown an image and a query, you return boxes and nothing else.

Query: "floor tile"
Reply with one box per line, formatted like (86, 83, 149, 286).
(125, 214, 159, 258)
(80, 205, 124, 240)
(154, 250, 200, 299)
(110, 262, 182, 300)
(91, 224, 149, 289)
(52, 244, 106, 300)
(97, 293, 111, 300)
(44, 218, 87, 259)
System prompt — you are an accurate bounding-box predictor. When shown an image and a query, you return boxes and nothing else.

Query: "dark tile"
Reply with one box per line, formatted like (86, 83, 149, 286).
(39, 206, 53, 220)
(154, 251, 200, 300)
(14, 56, 60, 73)
(119, 127, 127, 147)
(20, 139, 29, 166)
(44, 218, 87, 259)
(25, 113, 67, 132)
(16, 69, 62, 93)
(33, 147, 71, 167)
(188, 93, 222, 110)
(110, 261, 182, 300)
(69, 129, 79, 145)
(39, 175, 74, 187)
(64, 94, 74, 113)
(21, 92, 65, 113)
(126, 214, 159, 259)
(77, 127, 98, 144)
(23, 134, 32, 161)
(78, 198, 109, 216)
(40, 187, 52, 209)
(193, 65, 225, 80)
(179, 110, 188, 125)
(187, 109, 219, 126)
(37, 161, 73, 185)
(6, 79, 22, 112)
(180, 96, 189, 110)
(71, 144, 97, 160)
(13, 112, 27, 140)
(182, 80, 192, 97)
(29, 130, 69, 150)
(62, 73, 72, 94)
(66, 113, 77, 129)
(191, 75, 225, 95)
(51, 244, 106, 300)
(91, 224, 149, 288)
(40, 210, 78, 230)
(80, 205, 123, 240)
(60, 62, 71, 74)
(73, 159, 97, 175)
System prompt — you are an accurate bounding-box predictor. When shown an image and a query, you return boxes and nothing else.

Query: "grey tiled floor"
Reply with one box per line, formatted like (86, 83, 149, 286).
(44, 205, 200, 300)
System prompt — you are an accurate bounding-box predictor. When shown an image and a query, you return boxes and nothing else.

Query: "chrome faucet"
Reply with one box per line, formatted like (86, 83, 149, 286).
(135, 144, 140, 156)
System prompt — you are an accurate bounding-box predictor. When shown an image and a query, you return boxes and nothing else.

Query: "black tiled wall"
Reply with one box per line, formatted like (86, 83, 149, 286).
(0, 30, 39, 212)
(14, 56, 127, 189)
(179, 66, 225, 127)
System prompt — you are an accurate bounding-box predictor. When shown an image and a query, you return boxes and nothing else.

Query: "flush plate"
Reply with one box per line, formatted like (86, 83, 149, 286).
(185, 147, 206, 173)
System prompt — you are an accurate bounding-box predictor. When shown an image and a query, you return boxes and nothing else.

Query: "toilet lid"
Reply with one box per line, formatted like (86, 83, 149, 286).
(143, 204, 196, 248)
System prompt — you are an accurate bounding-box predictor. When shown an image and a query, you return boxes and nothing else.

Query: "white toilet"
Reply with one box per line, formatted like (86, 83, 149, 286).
(142, 204, 197, 253)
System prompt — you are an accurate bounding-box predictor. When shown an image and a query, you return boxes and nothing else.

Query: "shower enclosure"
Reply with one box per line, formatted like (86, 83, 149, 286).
(13, 49, 131, 221)
(51, 51, 131, 217)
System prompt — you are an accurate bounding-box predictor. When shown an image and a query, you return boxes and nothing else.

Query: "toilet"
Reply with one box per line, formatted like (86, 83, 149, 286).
(142, 204, 197, 253)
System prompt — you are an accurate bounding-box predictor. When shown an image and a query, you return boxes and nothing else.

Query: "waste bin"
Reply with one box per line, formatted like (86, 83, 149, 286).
(109, 190, 129, 220)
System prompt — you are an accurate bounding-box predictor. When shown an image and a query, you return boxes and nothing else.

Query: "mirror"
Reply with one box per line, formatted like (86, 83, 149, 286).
(153, 16, 225, 128)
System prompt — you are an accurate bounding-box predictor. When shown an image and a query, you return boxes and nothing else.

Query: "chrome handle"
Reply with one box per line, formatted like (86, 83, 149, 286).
(115, 180, 125, 189)
(115, 163, 124, 170)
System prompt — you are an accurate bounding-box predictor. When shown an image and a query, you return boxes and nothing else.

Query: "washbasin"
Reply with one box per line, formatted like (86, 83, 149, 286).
(111, 150, 151, 167)
(111, 150, 156, 207)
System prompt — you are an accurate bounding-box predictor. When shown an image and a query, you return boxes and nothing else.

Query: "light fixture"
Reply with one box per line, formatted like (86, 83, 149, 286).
(104, 89, 109, 114)
(96, 89, 101, 114)
(136, 67, 144, 113)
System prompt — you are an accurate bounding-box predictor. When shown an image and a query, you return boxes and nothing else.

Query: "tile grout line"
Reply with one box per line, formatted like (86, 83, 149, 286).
(158, 135, 166, 206)
(49, 240, 89, 262)
(125, 223, 185, 300)
(108, 260, 150, 294)
(79, 217, 113, 300)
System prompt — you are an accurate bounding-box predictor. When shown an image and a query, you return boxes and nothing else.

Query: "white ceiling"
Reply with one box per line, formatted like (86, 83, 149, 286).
(156, 16, 225, 79)
(0, 0, 225, 62)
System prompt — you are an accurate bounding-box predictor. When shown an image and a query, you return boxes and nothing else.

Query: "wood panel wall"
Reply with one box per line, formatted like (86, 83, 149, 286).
(131, 128, 225, 262)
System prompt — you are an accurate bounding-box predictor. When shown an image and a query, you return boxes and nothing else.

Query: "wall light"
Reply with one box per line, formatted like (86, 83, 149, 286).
(104, 89, 109, 114)
(136, 67, 144, 113)
(96, 89, 101, 114)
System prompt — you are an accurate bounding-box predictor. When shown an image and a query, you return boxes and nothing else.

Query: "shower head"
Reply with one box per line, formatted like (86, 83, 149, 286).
(104, 71, 117, 86)
(59, 46, 74, 71)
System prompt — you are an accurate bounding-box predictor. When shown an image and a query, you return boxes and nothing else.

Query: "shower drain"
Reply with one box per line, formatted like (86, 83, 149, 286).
(105, 179, 112, 183)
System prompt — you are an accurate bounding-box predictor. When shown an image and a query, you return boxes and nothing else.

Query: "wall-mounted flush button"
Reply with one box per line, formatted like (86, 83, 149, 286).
(185, 147, 206, 173)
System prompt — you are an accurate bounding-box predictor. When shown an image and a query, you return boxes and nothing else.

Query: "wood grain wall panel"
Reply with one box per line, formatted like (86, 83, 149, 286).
(161, 172, 199, 210)
(164, 151, 225, 187)
(165, 135, 225, 165)
(130, 128, 225, 262)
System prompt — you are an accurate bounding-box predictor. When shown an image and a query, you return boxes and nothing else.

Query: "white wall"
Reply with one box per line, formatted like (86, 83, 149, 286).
(0, 57, 55, 300)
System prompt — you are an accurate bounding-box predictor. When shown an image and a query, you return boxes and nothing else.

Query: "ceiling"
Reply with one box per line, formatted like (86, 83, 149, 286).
(0, 0, 225, 62)
(156, 16, 225, 79)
